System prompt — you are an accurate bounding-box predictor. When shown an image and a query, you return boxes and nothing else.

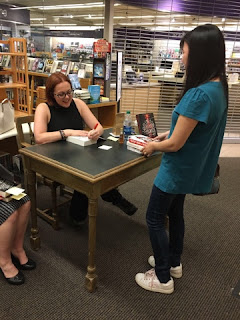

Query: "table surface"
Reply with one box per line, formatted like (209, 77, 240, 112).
(24, 132, 147, 178)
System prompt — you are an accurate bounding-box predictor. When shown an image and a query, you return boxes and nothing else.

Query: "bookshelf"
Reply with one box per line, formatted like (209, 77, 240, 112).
(0, 38, 31, 114)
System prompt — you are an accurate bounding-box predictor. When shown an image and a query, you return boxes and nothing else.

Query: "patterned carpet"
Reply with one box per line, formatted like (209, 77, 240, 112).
(1, 157, 240, 320)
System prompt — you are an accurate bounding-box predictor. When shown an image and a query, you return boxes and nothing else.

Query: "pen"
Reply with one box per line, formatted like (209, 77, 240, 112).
(94, 123, 99, 130)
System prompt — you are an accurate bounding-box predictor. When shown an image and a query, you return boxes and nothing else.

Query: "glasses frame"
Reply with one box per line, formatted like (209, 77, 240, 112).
(54, 90, 74, 99)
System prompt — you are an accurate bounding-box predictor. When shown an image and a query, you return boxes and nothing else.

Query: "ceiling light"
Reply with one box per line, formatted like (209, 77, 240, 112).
(30, 18, 47, 21)
(10, 3, 105, 10)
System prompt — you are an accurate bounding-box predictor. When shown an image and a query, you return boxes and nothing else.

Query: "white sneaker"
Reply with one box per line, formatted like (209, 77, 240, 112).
(148, 256, 183, 279)
(135, 269, 174, 294)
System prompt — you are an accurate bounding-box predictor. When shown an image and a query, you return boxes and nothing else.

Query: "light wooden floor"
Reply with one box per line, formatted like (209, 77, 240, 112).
(220, 144, 240, 157)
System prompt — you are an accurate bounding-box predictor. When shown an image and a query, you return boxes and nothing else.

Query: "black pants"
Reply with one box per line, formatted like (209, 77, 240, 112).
(69, 189, 121, 221)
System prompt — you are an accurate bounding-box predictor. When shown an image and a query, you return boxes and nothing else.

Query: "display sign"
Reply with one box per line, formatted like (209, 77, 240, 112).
(116, 51, 123, 107)
(93, 39, 111, 53)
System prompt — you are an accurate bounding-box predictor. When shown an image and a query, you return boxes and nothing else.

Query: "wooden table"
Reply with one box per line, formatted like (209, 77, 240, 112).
(20, 131, 161, 292)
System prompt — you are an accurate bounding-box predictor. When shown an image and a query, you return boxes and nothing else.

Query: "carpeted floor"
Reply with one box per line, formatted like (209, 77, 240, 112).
(1, 157, 239, 320)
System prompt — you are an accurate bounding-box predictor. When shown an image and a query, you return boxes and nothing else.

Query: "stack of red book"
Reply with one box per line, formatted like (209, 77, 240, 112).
(126, 135, 153, 154)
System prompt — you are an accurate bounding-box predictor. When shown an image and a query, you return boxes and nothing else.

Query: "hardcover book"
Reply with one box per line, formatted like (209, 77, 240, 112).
(36, 58, 46, 72)
(31, 58, 40, 71)
(128, 135, 153, 147)
(66, 136, 97, 147)
(68, 74, 81, 90)
(126, 140, 143, 154)
(136, 113, 158, 138)
(0, 179, 15, 198)
(88, 85, 100, 103)
(44, 59, 54, 73)
(60, 60, 71, 75)
(93, 78, 104, 95)
(94, 63, 104, 78)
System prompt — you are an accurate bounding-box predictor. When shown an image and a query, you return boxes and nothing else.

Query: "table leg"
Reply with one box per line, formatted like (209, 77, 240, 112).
(27, 169, 41, 250)
(85, 197, 98, 292)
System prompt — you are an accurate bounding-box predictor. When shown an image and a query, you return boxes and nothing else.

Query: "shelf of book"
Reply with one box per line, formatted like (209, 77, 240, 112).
(0, 38, 30, 114)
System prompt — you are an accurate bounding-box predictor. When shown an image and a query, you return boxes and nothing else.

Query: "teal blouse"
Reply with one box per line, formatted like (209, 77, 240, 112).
(154, 82, 227, 194)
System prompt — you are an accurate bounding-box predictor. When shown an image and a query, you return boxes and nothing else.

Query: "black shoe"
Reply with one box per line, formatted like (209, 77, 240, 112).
(113, 197, 138, 216)
(11, 255, 36, 271)
(0, 269, 25, 285)
(101, 189, 137, 216)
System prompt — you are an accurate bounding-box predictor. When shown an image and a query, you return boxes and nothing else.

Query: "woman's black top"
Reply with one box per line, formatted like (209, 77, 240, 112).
(47, 99, 84, 132)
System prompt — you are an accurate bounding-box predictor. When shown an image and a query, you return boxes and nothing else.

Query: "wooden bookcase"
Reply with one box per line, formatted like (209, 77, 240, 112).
(0, 38, 31, 114)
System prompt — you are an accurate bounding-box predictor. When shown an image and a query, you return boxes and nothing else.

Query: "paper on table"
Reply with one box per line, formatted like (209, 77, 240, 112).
(11, 193, 27, 200)
(107, 136, 119, 142)
(98, 145, 112, 150)
(6, 186, 25, 196)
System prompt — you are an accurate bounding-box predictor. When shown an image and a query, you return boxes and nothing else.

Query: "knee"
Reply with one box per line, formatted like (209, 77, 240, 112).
(146, 210, 166, 230)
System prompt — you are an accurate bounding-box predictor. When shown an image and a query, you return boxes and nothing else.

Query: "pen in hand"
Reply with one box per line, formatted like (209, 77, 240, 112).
(94, 123, 99, 130)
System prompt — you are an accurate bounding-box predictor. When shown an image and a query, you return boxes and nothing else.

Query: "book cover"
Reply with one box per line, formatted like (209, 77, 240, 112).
(93, 78, 104, 95)
(28, 57, 35, 71)
(36, 58, 46, 72)
(128, 135, 153, 146)
(0, 179, 15, 197)
(68, 74, 81, 90)
(61, 60, 70, 75)
(88, 85, 100, 103)
(0, 55, 10, 68)
(126, 140, 144, 153)
(94, 63, 104, 78)
(71, 62, 81, 74)
(55, 61, 63, 73)
(66, 136, 97, 147)
(31, 58, 39, 71)
(50, 60, 59, 73)
(136, 113, 158, 138)
(45, 59, 54, 73)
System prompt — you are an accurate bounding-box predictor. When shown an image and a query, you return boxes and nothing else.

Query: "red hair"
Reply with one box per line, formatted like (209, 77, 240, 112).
(45, 72, 72, 106)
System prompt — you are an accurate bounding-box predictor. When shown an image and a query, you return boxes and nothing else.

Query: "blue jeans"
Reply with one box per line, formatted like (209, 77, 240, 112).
(146, 185, 186, 283)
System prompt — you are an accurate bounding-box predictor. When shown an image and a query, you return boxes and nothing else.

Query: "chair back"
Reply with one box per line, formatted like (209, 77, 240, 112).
(15, 115, 35, 150)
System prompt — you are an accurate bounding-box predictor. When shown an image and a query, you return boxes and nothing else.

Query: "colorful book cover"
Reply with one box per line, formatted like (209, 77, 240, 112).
(68, 74, 81, 90)
(61, 60, 70, 75)
(31, 58, 39, 71)
(36, 58, 46, 72)
(94, 63, 104, 78)
(93, 78, 104, 95)
(88, 85, 100, 103)
(128, 135, 153, 147)
(136, 113, 158, 138)
(45, 59, 54, 73)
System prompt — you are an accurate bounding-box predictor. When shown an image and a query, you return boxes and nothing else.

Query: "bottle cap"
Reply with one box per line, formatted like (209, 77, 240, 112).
(126, 110, 130, 114)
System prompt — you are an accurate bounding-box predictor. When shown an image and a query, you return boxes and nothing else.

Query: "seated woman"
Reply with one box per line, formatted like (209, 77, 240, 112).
(34, 72, 137, 226)
(0, 195, 36, 285)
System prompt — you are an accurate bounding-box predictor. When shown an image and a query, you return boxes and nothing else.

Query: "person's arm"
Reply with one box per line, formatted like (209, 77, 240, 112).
(74, 98, 104, 140)
(142, 115, 198, 156)
(152, 130, 170, 141)
(34, 103, 89, 144)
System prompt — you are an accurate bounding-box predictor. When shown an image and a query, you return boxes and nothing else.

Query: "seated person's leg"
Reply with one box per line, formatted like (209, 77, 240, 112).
(101, 188, 137, 216)
(69, 190, 88, 226)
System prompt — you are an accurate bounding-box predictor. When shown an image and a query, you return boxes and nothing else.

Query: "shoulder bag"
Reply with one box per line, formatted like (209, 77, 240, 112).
(0, 98, 15, 135)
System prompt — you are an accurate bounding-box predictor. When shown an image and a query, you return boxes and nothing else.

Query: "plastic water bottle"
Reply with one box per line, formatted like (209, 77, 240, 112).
(123, 110, 132, 141)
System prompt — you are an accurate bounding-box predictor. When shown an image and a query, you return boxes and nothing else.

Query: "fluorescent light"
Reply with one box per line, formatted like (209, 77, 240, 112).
(10, 3, 105, 10)
(31, 23, 77, 26)
(30, 18, 47, 21)
(46, 26, 103, 30)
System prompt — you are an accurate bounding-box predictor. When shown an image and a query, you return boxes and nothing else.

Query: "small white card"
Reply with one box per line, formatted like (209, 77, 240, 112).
(6, 186, 25, 196)
(98, 145, 112, 150)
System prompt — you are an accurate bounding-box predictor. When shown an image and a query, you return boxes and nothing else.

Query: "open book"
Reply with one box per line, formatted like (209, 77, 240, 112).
(66, 136, 97, 147)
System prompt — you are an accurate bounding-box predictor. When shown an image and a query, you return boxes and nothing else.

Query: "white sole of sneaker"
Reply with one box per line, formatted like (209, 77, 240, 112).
(135, 274, 174, 294)
(148, 256, 183, 279)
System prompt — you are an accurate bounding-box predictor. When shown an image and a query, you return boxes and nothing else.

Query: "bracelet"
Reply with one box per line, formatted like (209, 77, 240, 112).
(59, 130, 66, 140)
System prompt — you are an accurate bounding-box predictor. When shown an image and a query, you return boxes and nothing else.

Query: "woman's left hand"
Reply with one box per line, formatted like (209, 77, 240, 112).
(142, 142, 155, 157)
(88, 129, 101, 140)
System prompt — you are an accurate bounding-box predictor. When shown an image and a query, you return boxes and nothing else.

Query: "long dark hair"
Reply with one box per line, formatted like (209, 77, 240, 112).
(180, 24, 228, 104)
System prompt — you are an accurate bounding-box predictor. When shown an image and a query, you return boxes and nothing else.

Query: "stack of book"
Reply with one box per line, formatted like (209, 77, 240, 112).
(74, 89, 90, 103)
(126, 135, 153, 154)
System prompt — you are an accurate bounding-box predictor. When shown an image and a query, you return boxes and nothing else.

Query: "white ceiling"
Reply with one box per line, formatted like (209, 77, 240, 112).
(4, 0, 240, 32)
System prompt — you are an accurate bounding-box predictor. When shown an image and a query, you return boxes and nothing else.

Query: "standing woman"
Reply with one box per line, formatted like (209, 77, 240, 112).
(34, 73, 137, 226)
(135, 24, 228, 294)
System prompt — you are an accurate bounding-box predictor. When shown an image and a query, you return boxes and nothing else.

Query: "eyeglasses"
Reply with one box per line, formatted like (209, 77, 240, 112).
(54, 90, 73, 99)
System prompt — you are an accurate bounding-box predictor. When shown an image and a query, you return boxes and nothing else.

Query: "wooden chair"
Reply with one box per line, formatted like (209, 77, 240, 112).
(15, 115, 72, 230)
